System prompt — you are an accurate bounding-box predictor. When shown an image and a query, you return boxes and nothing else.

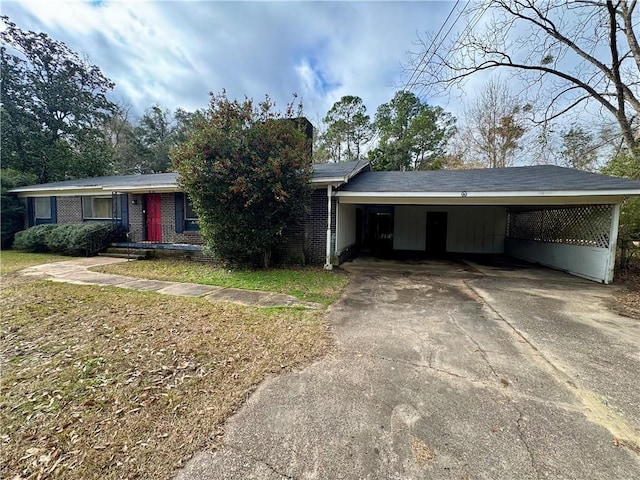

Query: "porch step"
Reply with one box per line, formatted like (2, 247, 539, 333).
(98, 247, 152, 260)
(98, 252, 147, 260)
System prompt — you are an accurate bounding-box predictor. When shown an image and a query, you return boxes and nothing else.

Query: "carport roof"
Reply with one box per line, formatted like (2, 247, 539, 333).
(337, 165, 640, 193)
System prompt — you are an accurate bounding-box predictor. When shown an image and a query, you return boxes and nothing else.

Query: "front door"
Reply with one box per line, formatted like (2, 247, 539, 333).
(368, 211, 394, 254)
(426, 212, 447, 255)
(145, 194, 162, 242)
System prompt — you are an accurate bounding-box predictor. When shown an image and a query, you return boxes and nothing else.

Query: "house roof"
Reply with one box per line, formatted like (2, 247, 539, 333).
(337, 165, 640, 194)
(10, 161, 371, 194)
(10, 173, 180, 193)
(311, 160, 370, 183)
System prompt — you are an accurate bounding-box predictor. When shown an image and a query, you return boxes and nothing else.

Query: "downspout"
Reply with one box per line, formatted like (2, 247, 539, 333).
(604, 203, 621, 284)
(324, 184, 333, 270)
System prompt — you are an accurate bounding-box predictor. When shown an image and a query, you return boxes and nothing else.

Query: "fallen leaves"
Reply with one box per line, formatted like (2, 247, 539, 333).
(1, 279, 329, 479)
(411, 437, 436, 464)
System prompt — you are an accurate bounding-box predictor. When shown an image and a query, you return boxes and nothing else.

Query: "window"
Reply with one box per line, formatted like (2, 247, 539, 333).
(34, 197, 52, 219)
(184, 195, 199, 231)
(82, 196, 121, 220)
(185, 196, 198, 220)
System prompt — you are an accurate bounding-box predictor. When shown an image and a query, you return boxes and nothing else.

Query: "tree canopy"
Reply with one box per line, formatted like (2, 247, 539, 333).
(172, 92, 312, 267)
(369, 91, 456, 171)
(1, 16, 117, 182)
(318, 95, 373, 163)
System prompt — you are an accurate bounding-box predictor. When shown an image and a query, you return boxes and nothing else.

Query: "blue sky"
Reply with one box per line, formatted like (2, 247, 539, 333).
(2, 0, 466, 124)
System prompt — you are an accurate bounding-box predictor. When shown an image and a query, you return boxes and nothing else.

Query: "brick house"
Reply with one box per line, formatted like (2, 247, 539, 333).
(10, 162, 640, 283)
(11, 160, 369, 267)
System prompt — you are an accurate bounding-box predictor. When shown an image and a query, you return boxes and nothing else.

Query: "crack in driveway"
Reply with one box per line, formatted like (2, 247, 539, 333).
(176, 267, 640, 480)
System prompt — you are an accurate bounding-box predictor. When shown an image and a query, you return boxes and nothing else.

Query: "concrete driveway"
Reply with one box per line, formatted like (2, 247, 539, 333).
(176, 260, 640, 480)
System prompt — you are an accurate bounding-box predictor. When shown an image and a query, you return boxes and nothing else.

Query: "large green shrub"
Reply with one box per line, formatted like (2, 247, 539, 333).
(13, 222, 124, 256)
(46, 224, 79, 254)
(13, 224, 57, 252)
(173, 92, 312, 268)
(70, 222, 124, 256)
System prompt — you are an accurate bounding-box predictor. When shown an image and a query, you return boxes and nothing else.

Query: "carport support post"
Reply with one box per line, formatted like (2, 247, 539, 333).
(324, 185, 333, 270)
(605, 203, 621, 284)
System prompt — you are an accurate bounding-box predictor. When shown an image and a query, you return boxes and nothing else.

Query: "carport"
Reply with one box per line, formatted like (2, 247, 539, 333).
(331, 165, 640, 284)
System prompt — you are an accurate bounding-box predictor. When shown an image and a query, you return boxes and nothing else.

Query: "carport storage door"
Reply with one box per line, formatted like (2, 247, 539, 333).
(426, 212, 447, 254)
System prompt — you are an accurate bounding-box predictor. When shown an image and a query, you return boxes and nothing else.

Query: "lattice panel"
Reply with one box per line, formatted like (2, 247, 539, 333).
(507, 205, 613, 249)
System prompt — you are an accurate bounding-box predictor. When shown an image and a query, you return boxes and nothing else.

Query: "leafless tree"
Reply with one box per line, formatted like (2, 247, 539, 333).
(458, 80, 528, 168)
(408, 1, 640, 149)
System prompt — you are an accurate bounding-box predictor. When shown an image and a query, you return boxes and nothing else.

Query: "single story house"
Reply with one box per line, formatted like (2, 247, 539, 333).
(10, 161, 640, 284)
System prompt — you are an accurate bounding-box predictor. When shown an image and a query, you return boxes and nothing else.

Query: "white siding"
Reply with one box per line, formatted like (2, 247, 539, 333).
(506, 239, 611, 283)
(394, 206, 426, 250)
(336, 203, 357, 253)
(393, 206, 507, 254)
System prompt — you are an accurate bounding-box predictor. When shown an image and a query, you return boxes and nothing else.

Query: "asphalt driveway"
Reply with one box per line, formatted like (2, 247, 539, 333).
(176, 260, 640, 479)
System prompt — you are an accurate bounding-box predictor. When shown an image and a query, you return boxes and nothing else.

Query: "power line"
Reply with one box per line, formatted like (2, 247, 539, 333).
(366, 2, 467, 150)
(413, 1, 490, 100)
(402, 0, 463, 92)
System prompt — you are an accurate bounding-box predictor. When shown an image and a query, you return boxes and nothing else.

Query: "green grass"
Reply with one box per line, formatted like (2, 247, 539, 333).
(94, 258, 350, 306)
(0, 250, 69, 275)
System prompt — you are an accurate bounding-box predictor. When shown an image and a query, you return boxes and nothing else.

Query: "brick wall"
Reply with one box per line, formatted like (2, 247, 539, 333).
(124, 193, 203, 245)
(302, 188, 336, 265)
(57, 197, 83, 223)
(127, 194, 145, 241)
(160, 193, 203, 244)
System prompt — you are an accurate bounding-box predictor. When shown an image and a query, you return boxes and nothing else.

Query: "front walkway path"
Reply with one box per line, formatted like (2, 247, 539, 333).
(18, 257, 320, 308)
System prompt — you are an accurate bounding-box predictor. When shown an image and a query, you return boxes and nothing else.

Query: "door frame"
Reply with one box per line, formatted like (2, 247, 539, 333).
(426, 211, 448, 255)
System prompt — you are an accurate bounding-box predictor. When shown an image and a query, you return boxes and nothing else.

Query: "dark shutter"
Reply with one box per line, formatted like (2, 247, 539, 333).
(175, 192, 184, 233)
(50, 197, 57, 223)
(120, 194, 129, 229)
(27, 198, 34, 227)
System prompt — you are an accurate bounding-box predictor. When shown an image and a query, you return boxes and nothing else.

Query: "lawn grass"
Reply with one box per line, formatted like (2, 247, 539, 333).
(0, 250, 69, 275)
(94, 258, 350, 306)
(0, 278, 329, 480)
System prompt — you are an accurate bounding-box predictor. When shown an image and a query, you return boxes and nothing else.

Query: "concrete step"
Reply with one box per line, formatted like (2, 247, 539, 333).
(98, 252, 147, 260)
(104, 247, 152, 257)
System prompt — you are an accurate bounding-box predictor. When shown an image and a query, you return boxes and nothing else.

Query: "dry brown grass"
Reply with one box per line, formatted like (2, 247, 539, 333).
(611, 257, 640, 319)
(1, 278, 329, 479)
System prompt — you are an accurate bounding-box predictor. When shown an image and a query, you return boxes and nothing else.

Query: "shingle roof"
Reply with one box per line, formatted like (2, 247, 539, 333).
(312, 160, 370, 179)
(337, 165, 640, 193)
(11, 161, 371, 192)
(13, 173, 179, 191)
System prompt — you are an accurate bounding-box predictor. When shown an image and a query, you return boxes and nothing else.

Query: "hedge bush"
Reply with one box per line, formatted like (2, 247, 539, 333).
(13, 222, 125, 256)
(12, 224, 58, 252)
(46, 224, 80, 255)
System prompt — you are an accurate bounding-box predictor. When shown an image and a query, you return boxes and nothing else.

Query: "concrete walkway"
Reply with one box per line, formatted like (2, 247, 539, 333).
(18, 257, 320, 308)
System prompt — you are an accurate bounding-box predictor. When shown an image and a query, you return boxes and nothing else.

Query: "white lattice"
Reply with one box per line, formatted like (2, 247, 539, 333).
(507, 205, 613, 249)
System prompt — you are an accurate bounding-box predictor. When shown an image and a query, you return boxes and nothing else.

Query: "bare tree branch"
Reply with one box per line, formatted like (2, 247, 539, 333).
(408, 0, 640, 149)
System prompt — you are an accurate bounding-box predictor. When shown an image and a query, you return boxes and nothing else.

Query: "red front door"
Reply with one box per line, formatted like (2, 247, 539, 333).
(146, 194, 162, 242)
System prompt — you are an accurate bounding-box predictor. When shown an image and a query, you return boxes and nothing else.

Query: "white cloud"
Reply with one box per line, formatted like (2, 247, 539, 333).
(2, 0, 465, 123)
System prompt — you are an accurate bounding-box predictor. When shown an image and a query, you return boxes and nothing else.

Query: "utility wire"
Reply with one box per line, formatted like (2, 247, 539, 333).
(414, 1, 489, 100)
(402, 0, 463, 92)
(405, 0, 473, 95)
